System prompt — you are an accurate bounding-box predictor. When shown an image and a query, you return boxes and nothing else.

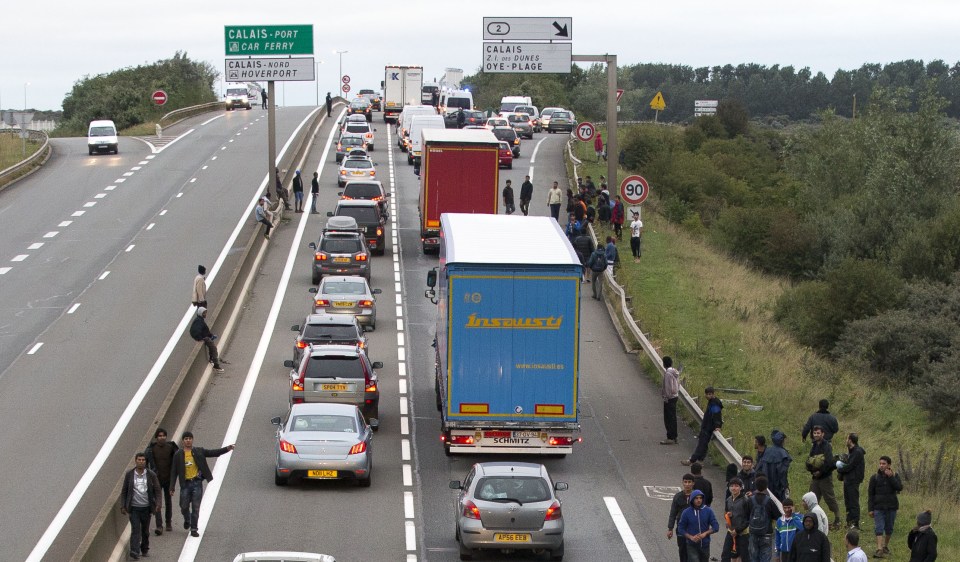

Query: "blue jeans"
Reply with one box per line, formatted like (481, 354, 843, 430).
(180, 479, 203, 530)
(749, 533, 773, 562)
(873, 509, 896, 535)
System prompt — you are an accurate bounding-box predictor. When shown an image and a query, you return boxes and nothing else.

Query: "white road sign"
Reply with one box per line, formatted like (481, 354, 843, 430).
(695, 100, 719, 107)
(483, 17, 572, 41)
(225, 57, 315, 81)
(482, 42, 571, 73)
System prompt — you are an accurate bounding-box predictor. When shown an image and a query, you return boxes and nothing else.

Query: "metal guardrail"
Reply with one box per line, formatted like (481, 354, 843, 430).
(566, 138, 743, 468)
(158, 101, 223, 130)
(0, 129, 51, 191)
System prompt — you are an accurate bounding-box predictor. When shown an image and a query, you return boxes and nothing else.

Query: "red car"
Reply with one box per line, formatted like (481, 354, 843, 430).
(497, 141, 513, 169)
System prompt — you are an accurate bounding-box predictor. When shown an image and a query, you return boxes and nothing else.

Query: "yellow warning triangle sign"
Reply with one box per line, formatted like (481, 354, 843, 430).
(650, 91, 666, 111)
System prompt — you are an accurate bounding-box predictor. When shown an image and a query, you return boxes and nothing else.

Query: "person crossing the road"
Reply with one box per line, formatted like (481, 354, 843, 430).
(547, 181, 563, 221)
(170, 432, 235, 537)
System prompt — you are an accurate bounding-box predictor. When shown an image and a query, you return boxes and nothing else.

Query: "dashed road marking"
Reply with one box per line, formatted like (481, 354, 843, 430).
(604, 497, 648, 562)
(44, 231, 59, 238)
(12, 255, 28, 262)
(28, 243, 43, 250)
(99, 271, 110, 280)
(68, 303, 81, 314)
(27, 343, 43, 355)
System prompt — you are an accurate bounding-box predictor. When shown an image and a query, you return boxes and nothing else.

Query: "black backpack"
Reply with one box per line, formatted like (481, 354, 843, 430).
(748, 493, 772, 535)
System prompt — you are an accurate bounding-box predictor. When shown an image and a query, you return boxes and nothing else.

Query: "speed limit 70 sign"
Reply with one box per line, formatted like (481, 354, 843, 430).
(575, 122, 595, 142)
(620, 175, 650, 205)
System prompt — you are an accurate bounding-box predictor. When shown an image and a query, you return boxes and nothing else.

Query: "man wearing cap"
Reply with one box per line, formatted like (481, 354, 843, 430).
(292, 169, 304, 213)
(191, 265, 207, 308)
(683, 387, 724, 466)
(189, 307, 223, 373)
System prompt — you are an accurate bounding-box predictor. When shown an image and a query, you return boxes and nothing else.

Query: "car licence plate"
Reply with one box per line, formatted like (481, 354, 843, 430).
(306, 470, 338, 479)
(320, 384, 349, 391)
(333, 301, 354, 307)
(332, 257, 350, 263)
(495, 533, 530, 542)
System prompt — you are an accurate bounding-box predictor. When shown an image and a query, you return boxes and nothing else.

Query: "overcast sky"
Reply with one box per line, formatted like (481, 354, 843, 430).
(5, 0, 960, 111)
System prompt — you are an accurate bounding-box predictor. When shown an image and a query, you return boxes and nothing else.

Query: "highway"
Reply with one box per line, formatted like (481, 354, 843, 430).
(2, 104, 729, 561)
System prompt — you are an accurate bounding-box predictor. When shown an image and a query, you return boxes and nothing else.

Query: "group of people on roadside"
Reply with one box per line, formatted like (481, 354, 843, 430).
(659, 366, 938, 561)
(121, 429, 235, 559)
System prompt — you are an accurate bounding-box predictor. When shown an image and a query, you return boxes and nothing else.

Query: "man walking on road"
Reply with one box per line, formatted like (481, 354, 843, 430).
(668, 474, 696, 562)
(519, 175, 533, 216)
(547, 181, 563, 221)
(678, 489, 720, 562)
(292, 170, 304, 213)
(189, 307, 224, 373)
(587, 245, 607, 300)
(121, 453, 161, 560)
(145, 428, 178, 534)
(683, 387, 724, 466)
(805, 426, 841, 529)
(191, 265, 207, 308)
(502, 179, 515, 215)
(325, 92, 332, 117)
(310, 171, 320, 214)
(660, 356, 680, 445)
(170, 432, 235, 537)
(721, 477, 750, 562)
(261, 89, 267, 110)
(836, 433, 866, 529)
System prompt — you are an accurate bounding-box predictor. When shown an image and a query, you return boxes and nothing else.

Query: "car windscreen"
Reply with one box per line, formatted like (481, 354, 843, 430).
(290, 414, 357, 433)
(491, 128, 516, 141)
(89, 127, 115, 137)
(350, 101, 369, 109)
(500, 102, 521, 112)
(507, 114, 528, 123)
(343, 160, 372, 169)
(446, 97, 471, 110)
(345, 124, 369, 134)
(465, 111, 484, 119)
(322, 281, 368, 295)
(514, 106, 535, 115)
(341, 137, 364, 147)
(337, 206, 380, 224)
(304, 356, 365, 379)
(498, 142, 511, 151)
(343, 183, 382, 198)
(319, 237, 362, 253)
(475, 477, 551, 502)
(303, 324, 359, 341)
(226, 89, 247, 97)
(553, 112, 571, 119)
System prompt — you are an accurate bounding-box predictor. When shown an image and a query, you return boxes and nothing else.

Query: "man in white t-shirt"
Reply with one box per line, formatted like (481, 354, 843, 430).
(629, 211, 643, 263)
(844, 528, 869, 562)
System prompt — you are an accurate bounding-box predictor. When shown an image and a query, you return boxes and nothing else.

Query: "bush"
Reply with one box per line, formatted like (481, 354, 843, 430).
(717, 99, 750, 137)
(913, 351, 960, 429)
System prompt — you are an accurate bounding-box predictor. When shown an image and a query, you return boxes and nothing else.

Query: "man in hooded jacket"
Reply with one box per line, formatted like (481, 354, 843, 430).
(788, 512, 831, 562)
(678, 489, 720, 562)
(758, 429, 792, 500)
(683, 387, 723, 466)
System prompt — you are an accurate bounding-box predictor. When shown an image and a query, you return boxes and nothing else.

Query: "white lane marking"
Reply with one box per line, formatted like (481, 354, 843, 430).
(44, 231, 59, 238)
(396, 305, 403, 316)
(67, 303, 81, 314)
(28, 243, 43, 250)
(190, 178, 197, 183)
(402, 464, 412, 486)
(83, 202, 96, 208)
(95, 193, 106, 199)
(138, 161, 149, 165)
(398, 362, 406, 377)
(397, 318, 404, 331)
(401, 439, 411, 461)
(27, 343, 43, 354)
(235, 132, 241, 136)
(399, 398, 408, 415)
(58, 221, 72, 227)
(400, 416, 409, 435)
(405, 521, 416, 551)
(160, 210, 168, 216)
(211, 156, 217, 161)
(201, 114, 223, 126)
(604, 497, 647, 562)
(404, 491, 415, 518)
(72, 211, 85, 217)
(147, 223, 155, 230)
(176, 193, 183, 198)
(146, 155, 155, 159)
(395, 282, 401, 293)
(395, 294, 402, 305)
(122, 172, 134, 177)
(393, 261, 400, 272)
(12, 255, 28, 262)
(530, 136, 548, 163)
(229, 139, 234, 143)
(397, 333, 405, 347)
(28, 109, 324, 562)
(398, 347, 406, 361)
(0, 267, 11, 275)
(399, 378, 407, 396)
(125, 245, 135, 253)
(131, 166, 142, 171)
(221, 146, 226, 150)
(155, 128, 195, 154)
(176, 107, 331, 561)
(529, 166, 534, 180)
(99, 271, 110, 280)
(202, 165, 208, 170)
(394, 271, 400, 283)
(115, 178, 125, 183)
(105, 185, 116, 191)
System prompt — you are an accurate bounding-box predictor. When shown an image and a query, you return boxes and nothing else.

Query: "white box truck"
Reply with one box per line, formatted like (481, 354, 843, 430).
(382, 65, 423, 123)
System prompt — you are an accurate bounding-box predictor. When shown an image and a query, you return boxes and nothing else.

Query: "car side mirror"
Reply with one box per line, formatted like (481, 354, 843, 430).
(309, 287, 318, 294)
(308, 242, 317, 250)
(283, 360, 295, 368)
(337, 191, 343, 196)
(372, 361, 383, 369)
(372, 288, 382, 295)
(554, 482, 569, 492)
(326, 211, 334, 217)
(291, 324, 301, 332)
(271, 416, 282, 426)
(373, 128, 378, 132)
(362, 325, 372, 332)
(369, 419, 380, 431)
(385, 192, 391, 197)
(449, 480, 462, 490)
(426, 269, 437, 288)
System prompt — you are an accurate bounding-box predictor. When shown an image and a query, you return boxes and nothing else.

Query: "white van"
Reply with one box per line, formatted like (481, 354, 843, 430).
(398, 105, 437, 150)
(87, 120, 119, 155)
(439, 90, 473, 113)
(407, 115, 445, 165)
(500, 96, 532, 112)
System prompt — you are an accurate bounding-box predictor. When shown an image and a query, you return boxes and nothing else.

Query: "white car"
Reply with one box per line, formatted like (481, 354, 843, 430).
(341, 120, 376, 151)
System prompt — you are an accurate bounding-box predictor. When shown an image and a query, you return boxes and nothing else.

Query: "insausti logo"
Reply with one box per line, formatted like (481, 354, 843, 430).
(465, 314, 562, 329)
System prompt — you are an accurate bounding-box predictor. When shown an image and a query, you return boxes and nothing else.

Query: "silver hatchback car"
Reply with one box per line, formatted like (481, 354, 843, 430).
(271, 402, 375, 487)
(310, 276, 381, 330)
(450, 462, 568, 560)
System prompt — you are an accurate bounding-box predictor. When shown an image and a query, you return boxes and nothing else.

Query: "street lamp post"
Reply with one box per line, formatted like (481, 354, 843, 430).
(334, 50, 348, 98)
(22, 82, 30, 157)
(315, 60, 325, 106)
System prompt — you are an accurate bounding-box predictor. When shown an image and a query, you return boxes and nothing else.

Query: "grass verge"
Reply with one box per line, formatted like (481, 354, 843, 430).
(573, 132, 959, 559)
(0, 132, 42, 170)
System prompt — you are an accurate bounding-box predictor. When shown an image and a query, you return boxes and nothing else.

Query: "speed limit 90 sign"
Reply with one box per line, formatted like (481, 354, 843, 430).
(620, 175, 650, 205)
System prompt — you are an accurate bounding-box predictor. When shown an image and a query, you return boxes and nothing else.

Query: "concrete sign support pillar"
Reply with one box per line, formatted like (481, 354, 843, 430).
(572, 54, 617, 191)
(267, 81, 277, 197)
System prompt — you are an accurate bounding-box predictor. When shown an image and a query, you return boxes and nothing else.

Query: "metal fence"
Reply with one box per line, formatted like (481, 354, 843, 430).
(0, 129, 50, 190)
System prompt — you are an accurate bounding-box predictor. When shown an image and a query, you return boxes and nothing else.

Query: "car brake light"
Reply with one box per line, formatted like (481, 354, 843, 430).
(358, 300, 373, 308)
(296, 339, 307, 349)
(544, 501, 562, 521)
(340, 170, 347, 175)
(349, 442, 367, 455)
(315, 299, 330, 307)
(365, 380, 377, 392)
(355, 254, 367, 261)
(462, 500, 481, 520)
(292, 379, 304, 391)
(315, 253, 327, 261)
(370, 170, 376, 177)
(279, 440, 298, 454)
(376, 227, 383, 236)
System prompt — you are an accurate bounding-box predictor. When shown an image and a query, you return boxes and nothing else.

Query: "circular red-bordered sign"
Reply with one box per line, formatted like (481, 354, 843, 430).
(575, 121, 595, 142)
(152, 90, 168, 106)
(620, 175, 650, 205)
(341, 75, 351, 84)
(341, 84, 351, 93)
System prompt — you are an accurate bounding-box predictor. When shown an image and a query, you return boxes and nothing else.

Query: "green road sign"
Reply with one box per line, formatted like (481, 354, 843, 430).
(224, 25, 313, 56)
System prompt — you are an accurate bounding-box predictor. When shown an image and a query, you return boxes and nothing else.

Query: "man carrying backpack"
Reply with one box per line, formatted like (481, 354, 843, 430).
(587, 245, 607, 300)
(748, 476, 782, 562)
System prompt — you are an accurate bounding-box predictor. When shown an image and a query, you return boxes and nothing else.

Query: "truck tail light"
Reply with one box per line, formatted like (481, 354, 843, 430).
(462, 500, 481, 520)
(449, 435, 475, 445)
(315, 299, 330, 307)
(544, 501, 562, 521)
(349, 442, 367, 455)
(279, 440, 298, 454)
(358, 300, 373, 308)
(548, 436, 581, 446)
